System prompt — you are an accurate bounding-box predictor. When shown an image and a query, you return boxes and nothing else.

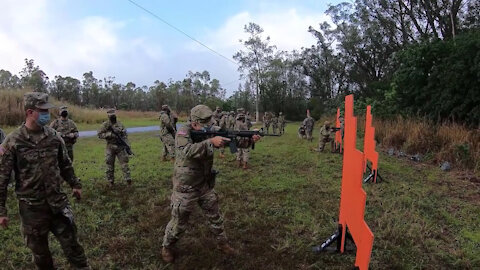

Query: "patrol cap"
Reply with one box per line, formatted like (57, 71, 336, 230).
(237, 108, 245, 114)
(191, 105, 214, 124)
(279, 112, 283, 115)
(24, 92, 55, 111)
(59, 106, 68, 112)
(107, 109, 116, 115)
(161, 104, 169, 110)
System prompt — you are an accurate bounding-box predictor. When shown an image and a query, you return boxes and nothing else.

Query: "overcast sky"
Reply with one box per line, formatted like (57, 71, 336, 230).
(0, 0, 341, 95)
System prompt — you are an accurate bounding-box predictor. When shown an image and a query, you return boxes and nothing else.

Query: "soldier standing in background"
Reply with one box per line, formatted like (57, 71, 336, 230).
(302, 111, 315, 142)
(271, 113, 278, 135)
(159, 105, 176, 161)
(263, 112, 271, 134)
(97, 109, 132, 186)
(235, 108, 253, 169)
(318, 121, 335, 152)
(218, 111, 229, 158)
(212, 106, 222, 126)
(278, 112, 286, 135)
(227, 111, 236, 130)
(246, 111, 253, 130)
(0, 92, 90, 270)
(50, 106, 79, 161)
(161, 105, 260, 263)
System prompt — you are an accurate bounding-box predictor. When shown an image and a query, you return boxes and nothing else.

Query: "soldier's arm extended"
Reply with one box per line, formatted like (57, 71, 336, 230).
(162, 114, 175, 134)
(57, 135, 81, 189)
(177, 129, 214, 159)
(0, 141, 14, 217)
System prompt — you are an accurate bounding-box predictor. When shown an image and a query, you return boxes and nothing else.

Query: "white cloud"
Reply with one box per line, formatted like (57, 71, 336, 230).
(186, 9, 331, 57)
(0, 0, 163, 83)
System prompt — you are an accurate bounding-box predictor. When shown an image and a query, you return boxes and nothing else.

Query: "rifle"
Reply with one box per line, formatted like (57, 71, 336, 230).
(108, 127, 134, 155)
(190, 128, 279, 153)
(329, 127, 342, 132)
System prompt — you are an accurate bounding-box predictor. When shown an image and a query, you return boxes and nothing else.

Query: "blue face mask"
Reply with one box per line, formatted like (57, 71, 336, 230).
(36, 112, 50, 126)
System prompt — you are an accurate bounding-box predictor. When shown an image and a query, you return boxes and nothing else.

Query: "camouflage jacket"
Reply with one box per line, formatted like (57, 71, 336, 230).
(159, 111, 176, 137)
(278, 116, 285, 124)
(0, 128, 5, 144)
(0, 125, 81, 216)
(227, 115, 236, 129)
(319, 125, 333, 137)
(303, 117, 315, 129)
(49, 118, 79, 145)
(235, 118, 254, 149)
(219, 114, 228, 131)
(271, 116, 278, 124)
(97, 120, 129, 146)
(173, 124, 215, 190)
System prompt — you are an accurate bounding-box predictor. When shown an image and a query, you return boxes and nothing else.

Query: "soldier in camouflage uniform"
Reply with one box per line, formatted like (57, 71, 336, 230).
(302, 112, 315, 142)
(227, 111, 236, 130)
(212, 106, 222, 126)
(0, 128, 5, 144)
(159, 105, 176, 161)
(318, 121, 335, 152)
(271, 113, 279, 135)
(263, 112, 271, 134)
(278, 112, 286, 135)
(0, 92, 90, 270)
(235, 108, 253, 169)
(50, 106, 79, 161)
(97, 109, 132, 186)
(218, 112, 229, 158)
(246, 111, 253, 130)
(161, 105, 261, 263)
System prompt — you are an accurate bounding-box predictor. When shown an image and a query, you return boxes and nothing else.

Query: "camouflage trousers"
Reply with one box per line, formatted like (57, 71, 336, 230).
(19, 201, 89, 270)
(160, 133, 175, 159)
(306, 127, 313, 141)
(280, 123, 286, 134)
(263, 122, 270, 134)
(236, 148, 250, 162)
(318, 136, 334, 152)
(66, 144, 74, 162)
(105, 144, 131, 183)
(272, 123, 278, 135)
(163, 187, 227, 247)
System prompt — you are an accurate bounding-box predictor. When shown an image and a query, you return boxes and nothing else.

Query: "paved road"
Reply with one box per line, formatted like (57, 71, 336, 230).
(79, 125, 175, 138)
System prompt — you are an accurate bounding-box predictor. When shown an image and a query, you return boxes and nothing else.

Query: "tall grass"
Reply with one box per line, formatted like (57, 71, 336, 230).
(375, 117, 480, 172)
(0, 89, 158, 126)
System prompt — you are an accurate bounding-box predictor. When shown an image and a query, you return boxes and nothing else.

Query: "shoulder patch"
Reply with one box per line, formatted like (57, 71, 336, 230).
(177, 129, 187, 136)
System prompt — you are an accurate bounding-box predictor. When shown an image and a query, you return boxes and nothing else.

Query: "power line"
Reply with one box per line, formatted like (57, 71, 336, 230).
(127, 0, 238, 66)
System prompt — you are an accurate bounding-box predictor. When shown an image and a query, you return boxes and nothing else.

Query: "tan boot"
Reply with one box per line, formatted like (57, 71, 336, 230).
(161, 246, 175, 263)
(217, 243, 237, 255)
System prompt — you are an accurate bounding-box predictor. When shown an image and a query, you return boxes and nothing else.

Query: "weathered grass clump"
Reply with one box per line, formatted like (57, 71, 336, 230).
(375, 117, 479, 172)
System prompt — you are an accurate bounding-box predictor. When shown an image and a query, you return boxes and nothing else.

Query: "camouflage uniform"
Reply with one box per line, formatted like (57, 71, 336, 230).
(212, 107, 222, 126)
(97, 110, 132, 185)
(0, 128, 5, 144)
(163, 105, 228, 248)
(298, 125, 306, 139)
(303, 116, 315, 141)
(218, 112, 229, 155)
(0, 93, 89, 270)
(227, 111, 236, 130)
(271, 114, 278, 135)
(235, 113, 251, 163)
(318, 121, 334, 152)
(50, 106, 79, 161)
(159, 105, 176, 160)
(246, 112, 253, 130)
(278, 112, 286, 135)
(263, 112, 271, 134)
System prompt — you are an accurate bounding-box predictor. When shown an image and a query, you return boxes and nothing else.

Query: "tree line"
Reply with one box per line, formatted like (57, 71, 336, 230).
(1, 0, 479, 125)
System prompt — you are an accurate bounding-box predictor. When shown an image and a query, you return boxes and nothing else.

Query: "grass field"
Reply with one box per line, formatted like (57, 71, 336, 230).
(1, 124, 479, 269)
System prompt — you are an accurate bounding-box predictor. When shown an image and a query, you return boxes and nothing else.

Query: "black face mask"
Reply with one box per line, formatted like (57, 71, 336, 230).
(60, 111, 68, 118)
(109, 115, 117, 123)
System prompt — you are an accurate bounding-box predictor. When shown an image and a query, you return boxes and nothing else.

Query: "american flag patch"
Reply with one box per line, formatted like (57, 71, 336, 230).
(177, 130, 187, 136)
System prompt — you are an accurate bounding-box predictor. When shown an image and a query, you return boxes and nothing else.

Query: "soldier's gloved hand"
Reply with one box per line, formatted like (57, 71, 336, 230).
(210, 136, 230, 148)
(0, 216, 8, 229)
(72, 188, 82, 201)
(252, 135, 261, 142)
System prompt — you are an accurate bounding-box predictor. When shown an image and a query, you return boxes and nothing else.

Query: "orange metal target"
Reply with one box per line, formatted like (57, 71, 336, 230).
(338, 95, 374, 269)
